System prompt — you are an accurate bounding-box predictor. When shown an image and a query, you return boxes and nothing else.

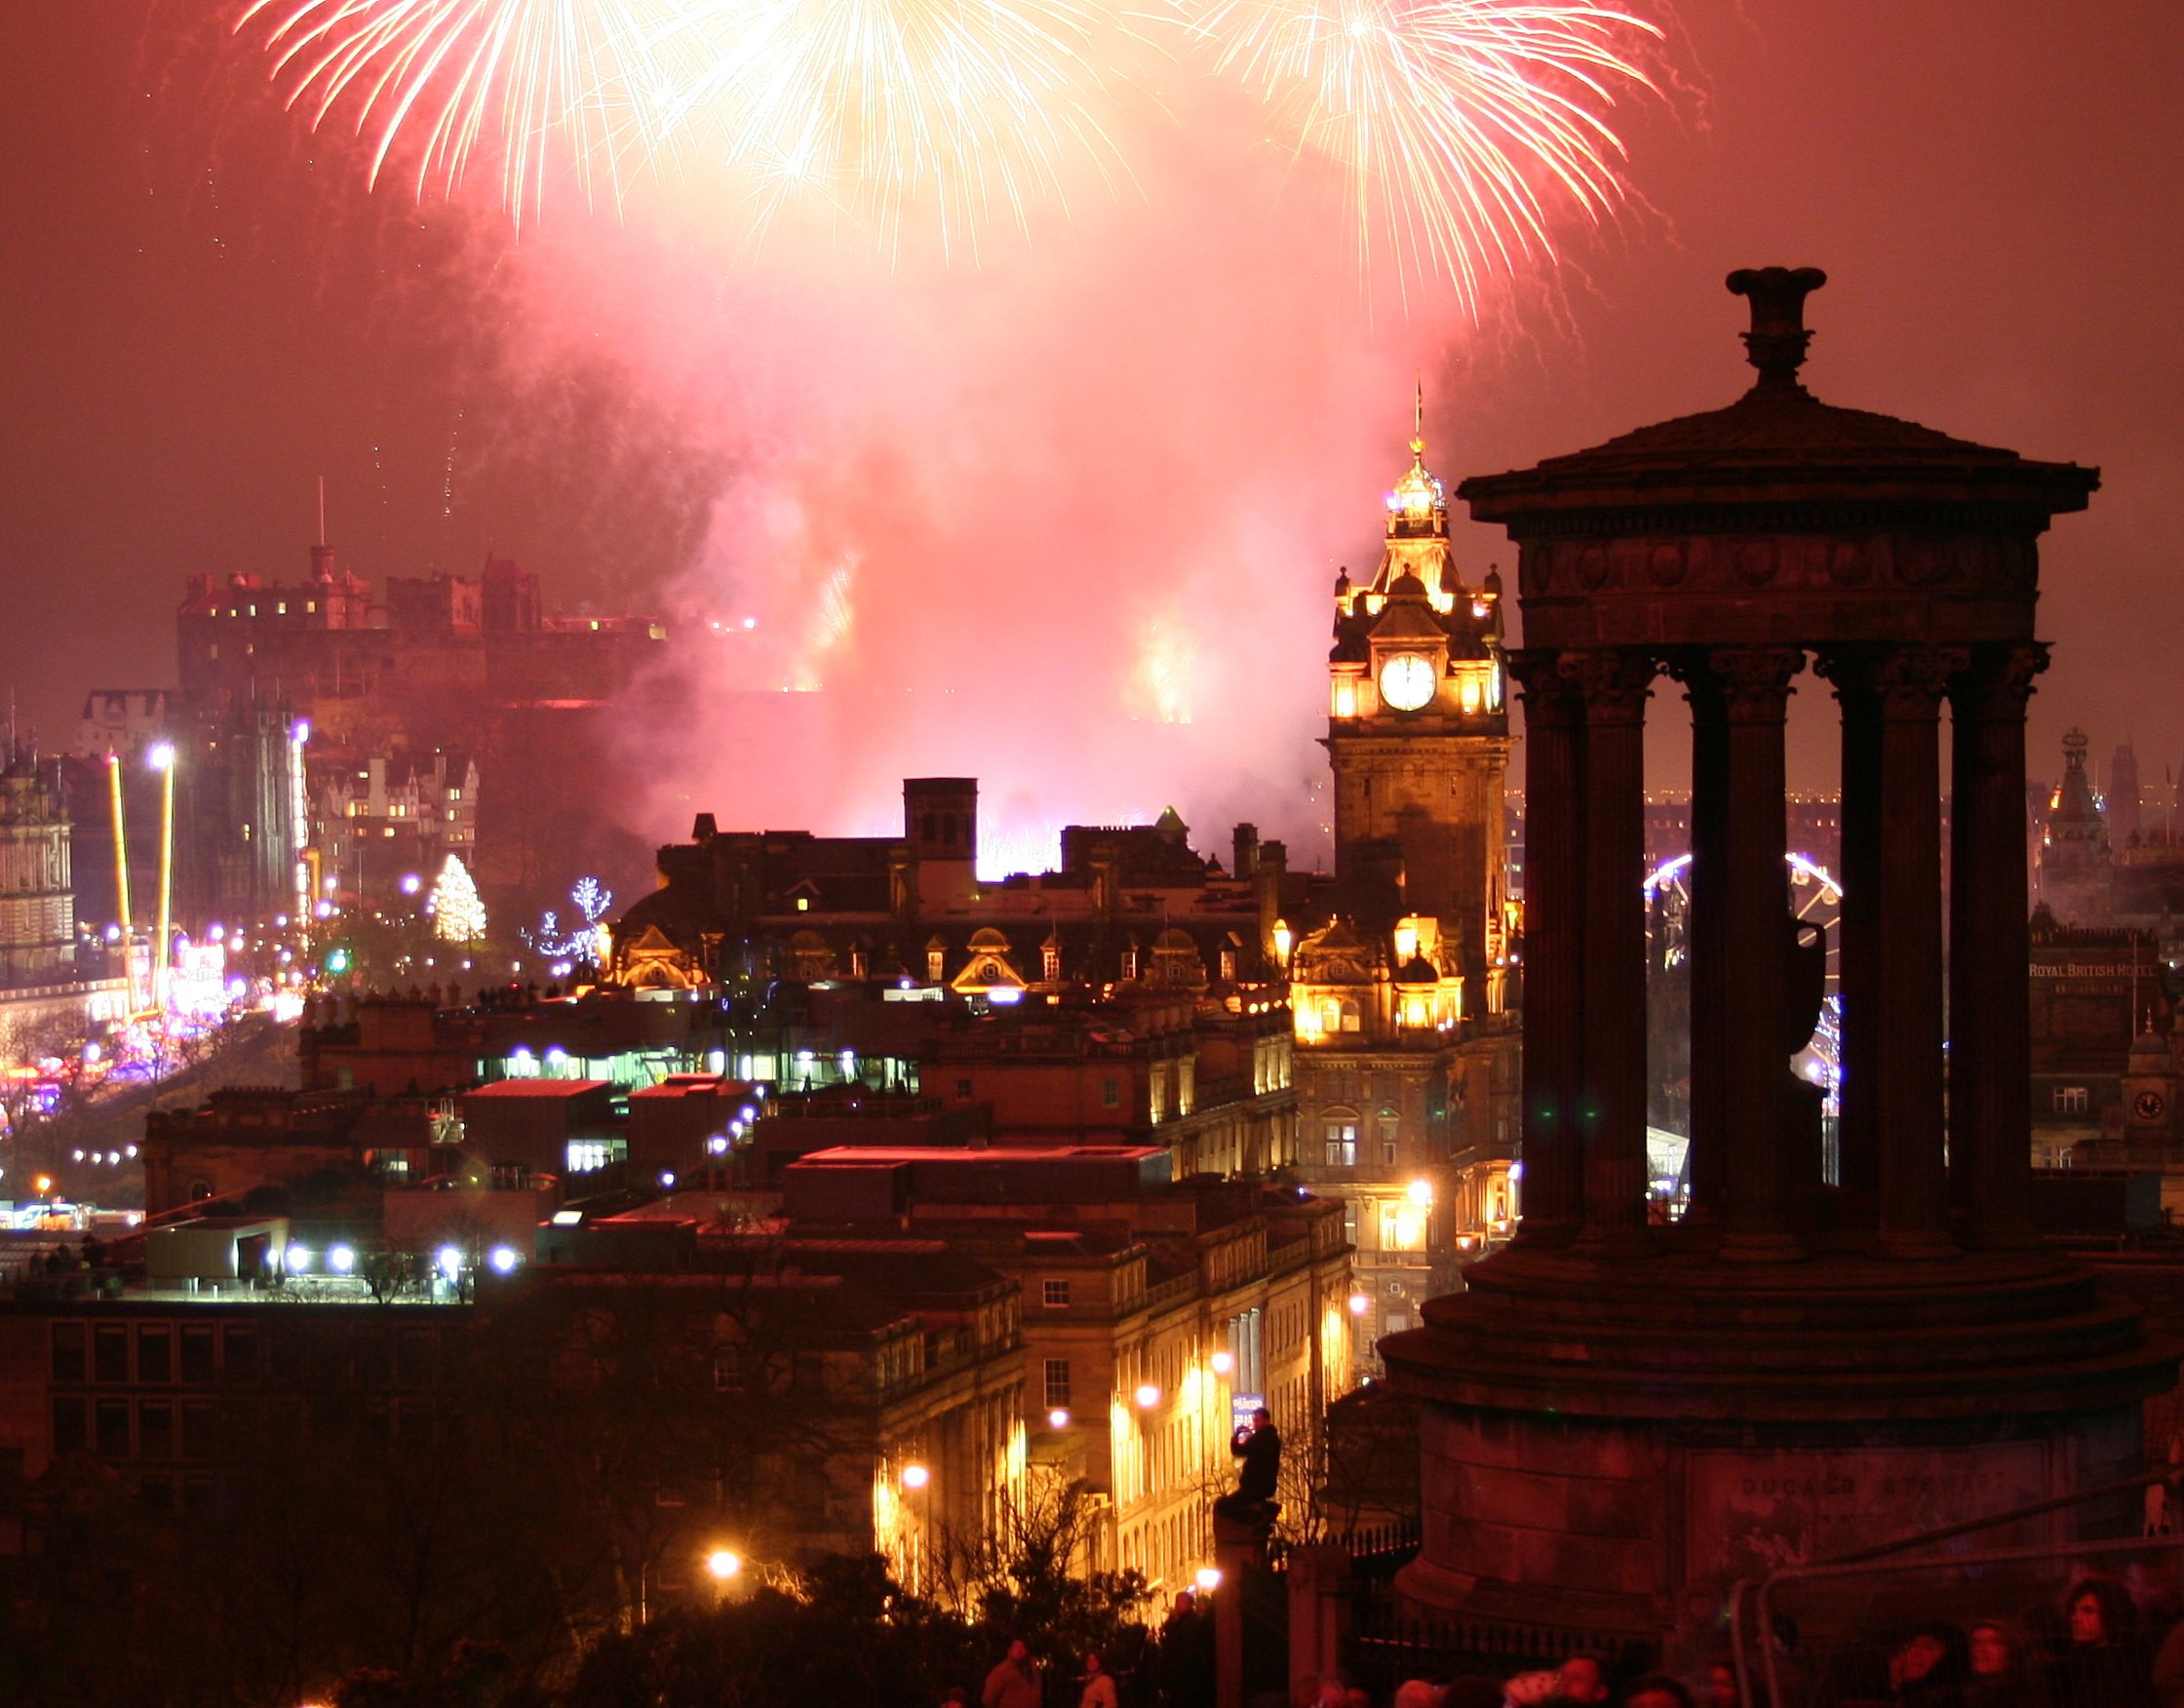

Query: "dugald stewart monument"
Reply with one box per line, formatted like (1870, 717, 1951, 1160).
(1384, 267, 2179, 1648)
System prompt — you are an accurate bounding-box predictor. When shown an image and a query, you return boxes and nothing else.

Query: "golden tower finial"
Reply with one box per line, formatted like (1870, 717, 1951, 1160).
(1389, 378, 1442, 522)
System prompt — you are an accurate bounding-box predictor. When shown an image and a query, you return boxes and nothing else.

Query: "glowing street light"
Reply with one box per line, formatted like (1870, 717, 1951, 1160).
(1047, 1408, 1072, 1429)
(1195, 1567, 1224, 1593)
(1135, 1383, 1161, 1410)
(1210, 1350, 1234, 1376)
(437, 1246, 463, 1280)
(1347, 1293, 1372, 1316)
(706, 1548, 742, 1582)
(900, 1463, 930, 1490)
(1407, 1178, 1434, 1206)
(329, 1244, 356, 1274)
(488, 1245, 520, 1274)
(146, 743, 176, 1014)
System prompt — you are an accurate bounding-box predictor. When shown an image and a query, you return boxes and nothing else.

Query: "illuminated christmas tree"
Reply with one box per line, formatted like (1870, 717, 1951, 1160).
(431, 853, 487, 945)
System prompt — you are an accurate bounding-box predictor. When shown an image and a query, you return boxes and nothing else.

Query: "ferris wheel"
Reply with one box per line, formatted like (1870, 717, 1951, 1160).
(1643, 851, 1843, 1124)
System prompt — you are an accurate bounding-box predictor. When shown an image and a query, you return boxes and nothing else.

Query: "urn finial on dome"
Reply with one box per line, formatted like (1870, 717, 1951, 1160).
(1726, 265, 1827, 387)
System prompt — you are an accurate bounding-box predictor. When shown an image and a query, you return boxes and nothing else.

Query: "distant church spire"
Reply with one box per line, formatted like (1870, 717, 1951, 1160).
(311, 475, 336, 582)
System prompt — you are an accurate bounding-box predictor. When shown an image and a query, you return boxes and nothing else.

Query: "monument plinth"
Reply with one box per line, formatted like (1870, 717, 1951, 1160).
(1381, 269, 2177, 1648)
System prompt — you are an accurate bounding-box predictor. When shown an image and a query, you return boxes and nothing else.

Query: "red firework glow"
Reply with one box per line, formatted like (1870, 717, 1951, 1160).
(235, 0, 1657, 294)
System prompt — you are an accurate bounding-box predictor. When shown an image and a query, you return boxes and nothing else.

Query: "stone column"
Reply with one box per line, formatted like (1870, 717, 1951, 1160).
(1508, 652, 1585, 1246)
(1817, 651, 1882, 1220)
(1712, 646, 1806, 1262)
(1872, 645, 1967, 1260)
(1674, 655, 1730, 1223)
(1950, 643, 2048, 1246)
(1564, 649, 1654, 1248)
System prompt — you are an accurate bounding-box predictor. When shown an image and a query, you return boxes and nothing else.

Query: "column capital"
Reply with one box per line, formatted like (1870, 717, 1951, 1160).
(1559, 649, 1656, 723)
(1658, 648, 1725, 709)
(1816, 644, 1968, 717)
(1706, 645, 1803, 720)
(1950, 642, 2050, 720)
(1507, 649, 1583, 718)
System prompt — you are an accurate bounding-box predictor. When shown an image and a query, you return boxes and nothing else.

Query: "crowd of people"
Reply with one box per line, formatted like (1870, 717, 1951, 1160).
(929, 1566, 2184, 1707)
(1278, 1650, 1735, 1708)
(1806, 1571, 2184, 1706)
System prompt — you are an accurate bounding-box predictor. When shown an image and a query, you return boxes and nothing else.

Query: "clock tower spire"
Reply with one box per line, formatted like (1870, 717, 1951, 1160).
(1323, 391, 1511, 1003)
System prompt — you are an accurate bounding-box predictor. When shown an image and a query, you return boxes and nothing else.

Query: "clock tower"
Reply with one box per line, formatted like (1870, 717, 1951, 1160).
(1324, 394, 1512, 1002)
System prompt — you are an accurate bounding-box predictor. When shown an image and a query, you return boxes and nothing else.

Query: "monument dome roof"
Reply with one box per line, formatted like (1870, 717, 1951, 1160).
(1460, 268, 2098, 524)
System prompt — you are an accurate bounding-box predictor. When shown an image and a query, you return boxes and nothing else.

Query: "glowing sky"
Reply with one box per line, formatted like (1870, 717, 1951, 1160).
(4, 1, 2181, 881)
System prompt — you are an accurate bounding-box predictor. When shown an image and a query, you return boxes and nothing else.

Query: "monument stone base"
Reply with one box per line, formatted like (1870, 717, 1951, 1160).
(1384, 1239, 2172, 1650)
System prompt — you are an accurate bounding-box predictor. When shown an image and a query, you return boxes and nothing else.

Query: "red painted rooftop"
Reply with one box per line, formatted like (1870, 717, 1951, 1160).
(464, 1078, 611, 1098)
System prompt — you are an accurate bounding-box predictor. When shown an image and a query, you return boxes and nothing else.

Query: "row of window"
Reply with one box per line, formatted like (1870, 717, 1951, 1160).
(51, 1319, 446, 1387)
(53, 1395, 216, 1461)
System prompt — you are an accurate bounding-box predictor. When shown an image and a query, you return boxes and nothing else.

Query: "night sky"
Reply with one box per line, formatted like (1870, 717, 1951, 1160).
(5, 2, 2181, 856)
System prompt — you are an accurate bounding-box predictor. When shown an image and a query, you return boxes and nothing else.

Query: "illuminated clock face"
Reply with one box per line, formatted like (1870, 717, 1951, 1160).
(2136, 1090, 2166, 1121)
(1379, 653, 1437, 712)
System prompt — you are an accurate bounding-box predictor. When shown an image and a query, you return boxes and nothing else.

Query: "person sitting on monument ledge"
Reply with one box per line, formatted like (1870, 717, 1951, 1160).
(1214, 1406, 1281, 1526)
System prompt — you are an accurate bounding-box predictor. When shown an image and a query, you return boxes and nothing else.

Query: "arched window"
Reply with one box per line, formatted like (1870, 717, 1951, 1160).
(1340, 998, 1361, 1032)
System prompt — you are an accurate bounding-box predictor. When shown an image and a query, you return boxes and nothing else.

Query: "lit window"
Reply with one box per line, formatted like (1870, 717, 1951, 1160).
(1042, 1280, 1072, 1308)
(1325, 1121, 1357, 1167)
(567, 1141, 610, 1172)
(2054, 1085, 2090, 1115)
(1043, 1359, 1072, 1408)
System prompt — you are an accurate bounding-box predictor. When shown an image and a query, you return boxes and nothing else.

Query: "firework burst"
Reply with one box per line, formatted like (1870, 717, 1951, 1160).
(233, 0, 1660, 298)
(675, 0, 1126, 255)
(235, 0, 686, 218)
(1189, 0, 1658, 305)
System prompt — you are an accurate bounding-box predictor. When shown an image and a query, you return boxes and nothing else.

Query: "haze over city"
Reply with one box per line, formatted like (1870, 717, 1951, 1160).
(8, 2, 2183, 873)
(9, 5, 2184, 1707)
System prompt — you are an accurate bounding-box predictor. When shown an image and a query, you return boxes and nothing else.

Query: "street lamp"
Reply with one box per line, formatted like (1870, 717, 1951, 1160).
(706, 1548, 742, 1583)
(146, 743, 176, 1016)
(900, 1463, 930, 1490)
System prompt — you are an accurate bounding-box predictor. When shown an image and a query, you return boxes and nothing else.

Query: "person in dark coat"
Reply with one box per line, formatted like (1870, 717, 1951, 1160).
(2051, 1576, 2157, 1708)
(1215, 1407, 1282, 1522)
(1965, 1619, 2049, 1708)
